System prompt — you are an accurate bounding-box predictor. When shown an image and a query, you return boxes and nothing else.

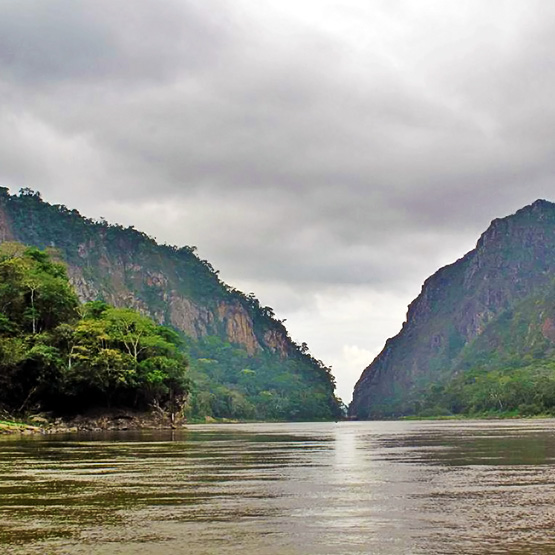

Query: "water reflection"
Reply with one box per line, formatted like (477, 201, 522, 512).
(2, 421, 555, 553)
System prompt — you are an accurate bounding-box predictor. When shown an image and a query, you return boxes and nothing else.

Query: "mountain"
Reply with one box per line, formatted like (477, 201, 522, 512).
(350, 199, 555, 419)
(0, 188, 341, 421)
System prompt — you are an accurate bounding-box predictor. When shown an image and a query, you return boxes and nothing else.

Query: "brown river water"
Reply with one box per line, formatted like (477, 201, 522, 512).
(1, 420, 555, 554)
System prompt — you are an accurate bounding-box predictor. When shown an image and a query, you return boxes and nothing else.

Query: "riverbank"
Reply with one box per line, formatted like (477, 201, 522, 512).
(400, 410, 555, 420)
(0, 409, 187, 435)
(0, 420, 43, 435)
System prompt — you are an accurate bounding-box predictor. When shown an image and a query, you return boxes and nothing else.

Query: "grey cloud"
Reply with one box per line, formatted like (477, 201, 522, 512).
(0, 0, 232, 85)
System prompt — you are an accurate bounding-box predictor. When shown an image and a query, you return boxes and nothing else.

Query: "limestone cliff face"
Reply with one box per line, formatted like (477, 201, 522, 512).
(217, 302, 260, 355)
(350, 199, 555, 418)
(263, 329, 290, 357)
(67, 266, 102, 304)
(168, 296, 214, 339)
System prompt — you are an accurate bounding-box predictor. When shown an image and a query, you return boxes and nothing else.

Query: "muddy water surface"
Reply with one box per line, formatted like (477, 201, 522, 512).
(2, 420, 555, 554)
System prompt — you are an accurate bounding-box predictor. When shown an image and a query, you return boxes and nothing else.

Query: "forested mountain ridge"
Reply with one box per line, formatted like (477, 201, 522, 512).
(0, 188, 341, 420)
(350, 199, 555, 419)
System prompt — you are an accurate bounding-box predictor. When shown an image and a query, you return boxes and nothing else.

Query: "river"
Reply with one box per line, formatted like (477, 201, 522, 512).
(2, 420, 555, 554)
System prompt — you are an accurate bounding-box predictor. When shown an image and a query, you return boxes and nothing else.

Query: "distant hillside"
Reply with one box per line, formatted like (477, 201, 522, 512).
(0, 188, 341, 421)
(350, 199, 555, 419)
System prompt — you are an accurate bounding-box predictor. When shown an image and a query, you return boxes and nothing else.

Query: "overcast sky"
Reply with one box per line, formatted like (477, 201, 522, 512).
(1, 1, 555, 402)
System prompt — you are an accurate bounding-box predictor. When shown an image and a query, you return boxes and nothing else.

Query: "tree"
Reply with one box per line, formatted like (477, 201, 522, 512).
(103, 308, 162, 361)
(0, 243, 79, 335)
(70, 303, 190, 415)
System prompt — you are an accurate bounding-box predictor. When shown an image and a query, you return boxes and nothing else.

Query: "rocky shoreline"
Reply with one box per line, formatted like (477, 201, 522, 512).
(0, 410, 186, 436)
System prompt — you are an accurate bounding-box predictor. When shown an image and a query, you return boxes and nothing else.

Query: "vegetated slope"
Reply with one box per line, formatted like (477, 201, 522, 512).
(0, 188, 341, 421)
(350, 199, 555, 419)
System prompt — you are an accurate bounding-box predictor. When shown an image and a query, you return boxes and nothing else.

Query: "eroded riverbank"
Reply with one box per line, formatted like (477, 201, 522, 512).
(0, 410, 186, 435)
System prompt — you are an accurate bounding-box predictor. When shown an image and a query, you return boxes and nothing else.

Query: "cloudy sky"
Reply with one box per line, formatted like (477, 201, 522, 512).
(1, 1, 555, 402)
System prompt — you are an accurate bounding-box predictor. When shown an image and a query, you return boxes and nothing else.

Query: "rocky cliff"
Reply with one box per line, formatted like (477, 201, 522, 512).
(0, 188, 341, 420)
(350, 199, 555, 418)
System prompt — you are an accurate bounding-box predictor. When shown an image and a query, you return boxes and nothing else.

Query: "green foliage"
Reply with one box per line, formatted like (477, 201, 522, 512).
(415, 360, 555, 418)
(186, 335, 341, 421)
(0, 243, 80, 335)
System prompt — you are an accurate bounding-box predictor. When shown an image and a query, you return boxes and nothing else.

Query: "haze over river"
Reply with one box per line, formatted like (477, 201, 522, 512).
(2, 420, 555, 554)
